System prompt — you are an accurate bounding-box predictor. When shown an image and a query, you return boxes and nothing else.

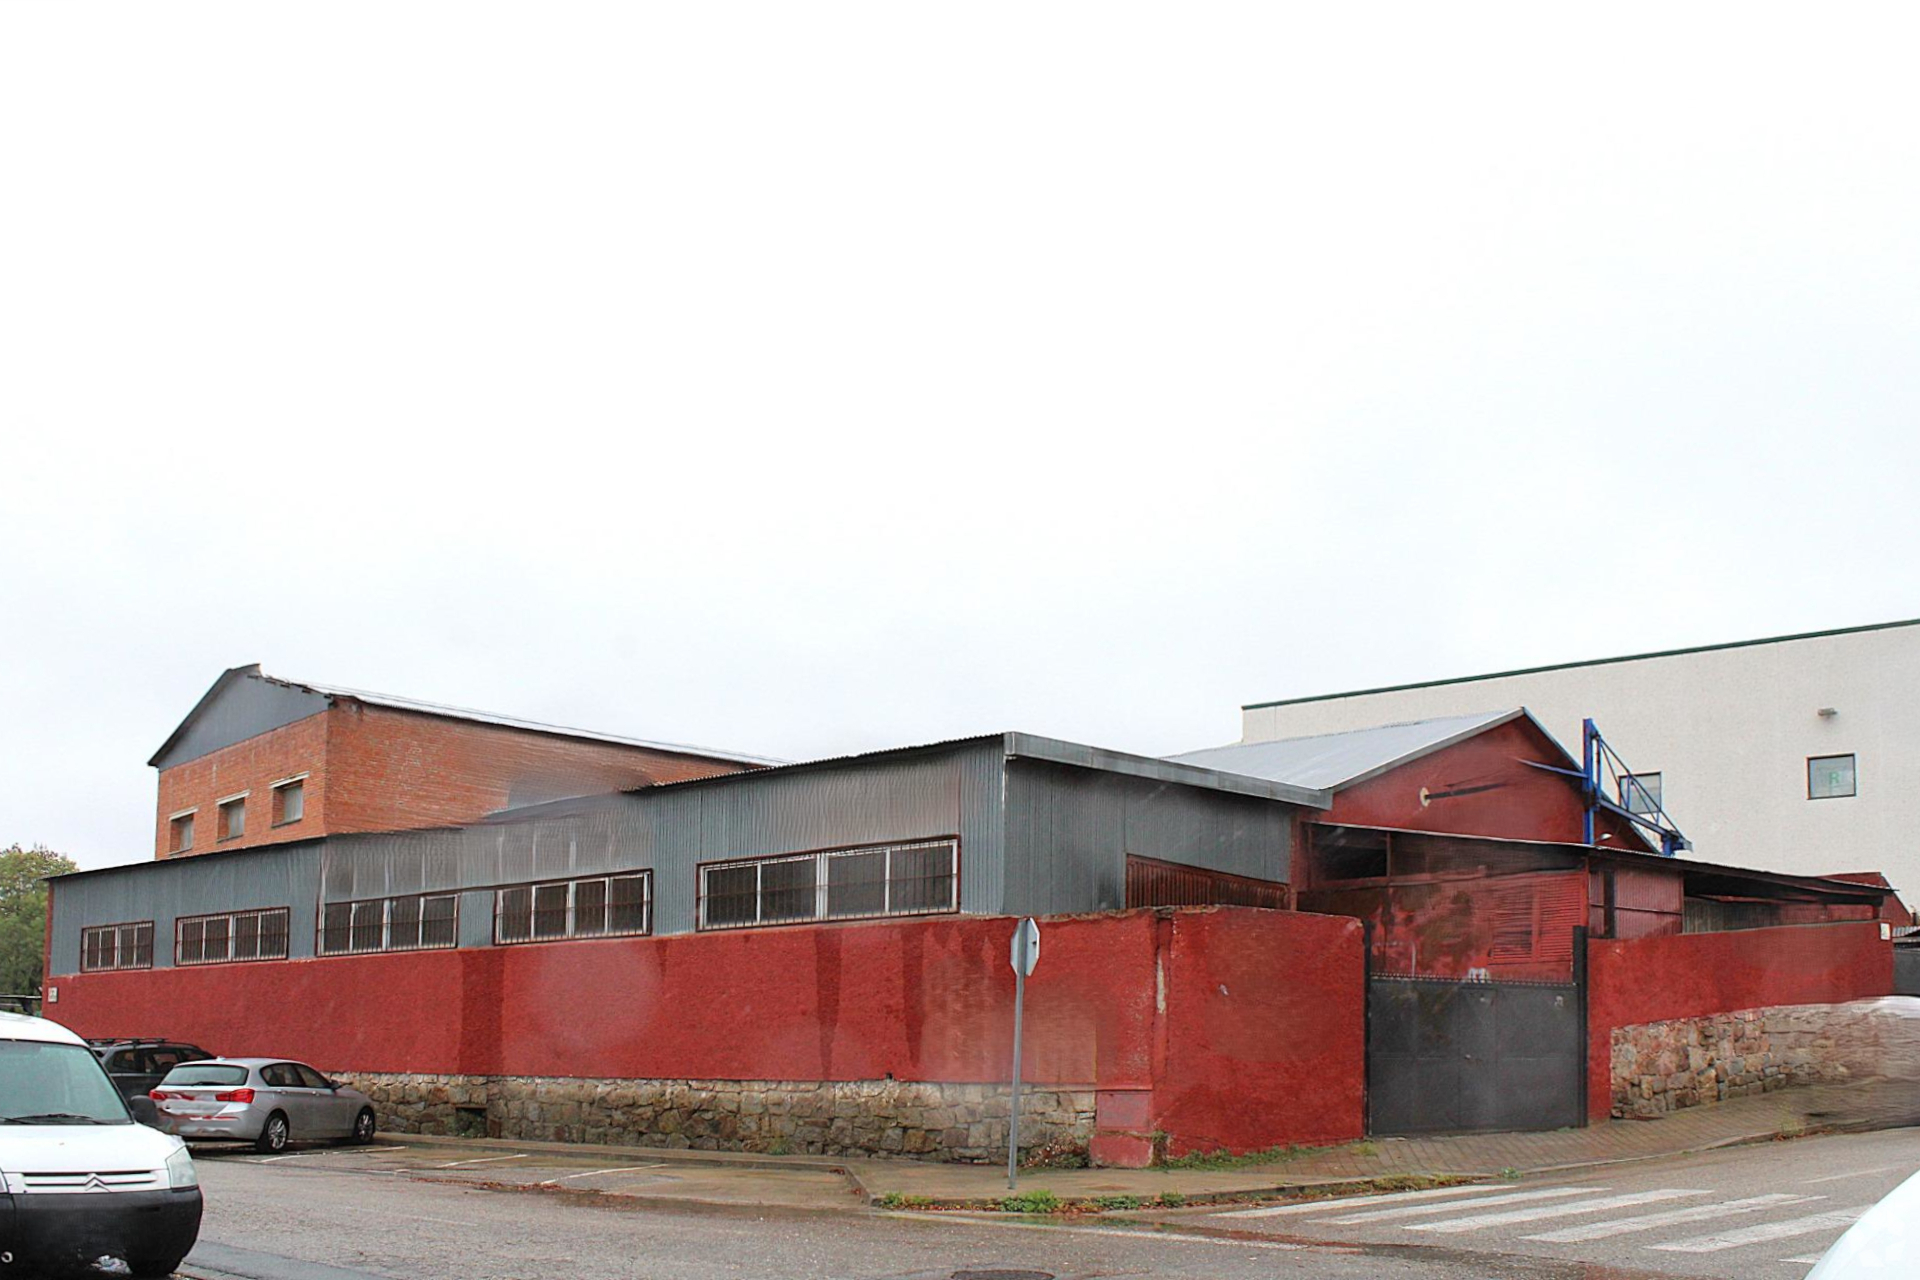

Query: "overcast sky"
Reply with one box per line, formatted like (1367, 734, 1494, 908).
(4, 5, 1916, 871)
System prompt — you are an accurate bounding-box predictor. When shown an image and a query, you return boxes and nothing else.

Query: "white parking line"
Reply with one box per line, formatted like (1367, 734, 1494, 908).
(250, 1151, 330, 1164)
(434, 1153, 530, 1168)
(1326, 1187, 1597, 1224)
(1217, 1183, 1505, 1218)
(1651, 1208, 1867, 1253)
(1524, 1194, 1822, 1243)
(537, 1163, 668, 1185)
(1408, 1189, 1706, 1234)
(1782, 1255, 1828, 1265)
(1801, 1166, 1895, 1185)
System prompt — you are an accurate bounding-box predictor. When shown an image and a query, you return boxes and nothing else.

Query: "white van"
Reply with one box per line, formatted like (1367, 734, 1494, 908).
(0, 1012, 202, 1277)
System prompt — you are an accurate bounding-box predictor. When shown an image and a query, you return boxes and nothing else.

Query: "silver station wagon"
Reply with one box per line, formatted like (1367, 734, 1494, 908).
(151, 1058, 377, 1153)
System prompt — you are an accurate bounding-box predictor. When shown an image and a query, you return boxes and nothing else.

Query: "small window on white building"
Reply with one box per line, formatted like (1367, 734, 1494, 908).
(1809, 754, 1857, 799)
(272, 778, 305, 826)
(218, 795, 247, 840)
(1620, 772, 1662, 815)
(168, 811, 196, 854)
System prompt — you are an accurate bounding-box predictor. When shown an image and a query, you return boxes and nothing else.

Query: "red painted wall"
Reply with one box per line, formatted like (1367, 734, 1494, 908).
(1585, 922, 1894, 1121)
(47, 907, 1366, 1160)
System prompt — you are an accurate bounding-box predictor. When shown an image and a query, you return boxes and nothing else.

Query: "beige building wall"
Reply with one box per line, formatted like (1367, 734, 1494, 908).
(1240, 621, 1920, 899)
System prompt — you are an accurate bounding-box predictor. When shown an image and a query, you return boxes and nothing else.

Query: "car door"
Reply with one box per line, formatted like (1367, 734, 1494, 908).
(295, 1063, 353, 1136)
(260, 1062, 319, 1135)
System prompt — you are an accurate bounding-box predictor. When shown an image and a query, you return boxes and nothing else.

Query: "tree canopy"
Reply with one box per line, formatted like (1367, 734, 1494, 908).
(0, 844, 78, 1003)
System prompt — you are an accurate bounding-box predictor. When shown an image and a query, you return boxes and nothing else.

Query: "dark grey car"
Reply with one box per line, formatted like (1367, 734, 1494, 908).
(152, 1058, 376, 1153)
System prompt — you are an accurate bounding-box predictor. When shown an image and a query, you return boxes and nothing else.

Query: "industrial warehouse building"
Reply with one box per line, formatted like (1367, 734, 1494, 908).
(42, 668, 1905, 1164)
(1236, 617, 1920, 911)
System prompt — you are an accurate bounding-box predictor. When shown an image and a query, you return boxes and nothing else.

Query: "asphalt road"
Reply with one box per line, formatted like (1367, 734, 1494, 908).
(173, 1128, 1920, 1280)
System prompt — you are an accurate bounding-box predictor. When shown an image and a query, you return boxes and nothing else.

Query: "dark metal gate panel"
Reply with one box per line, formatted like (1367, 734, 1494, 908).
(1368, 977, 1584, 1136)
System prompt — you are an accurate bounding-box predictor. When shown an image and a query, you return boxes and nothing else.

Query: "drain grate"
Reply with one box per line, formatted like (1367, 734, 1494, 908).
(951, 1273, 1055, 1280)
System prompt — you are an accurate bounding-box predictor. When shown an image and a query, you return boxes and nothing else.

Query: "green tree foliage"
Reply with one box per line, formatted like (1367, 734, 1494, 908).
(0, 844, 77, 1004)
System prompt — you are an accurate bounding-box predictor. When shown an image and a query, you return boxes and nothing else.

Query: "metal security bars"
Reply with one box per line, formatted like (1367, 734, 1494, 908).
(81, 922, 155, 972)
(697, 839, 958, 931)
(494, 872, 651, 944)
(318, 893, 458, 956)
(177, 908, 291, 966)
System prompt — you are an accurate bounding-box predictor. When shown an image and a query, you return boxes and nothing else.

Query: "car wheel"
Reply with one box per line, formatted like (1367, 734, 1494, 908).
(351, 1107, 377, 1145)
(254, 1111, 291, 1154)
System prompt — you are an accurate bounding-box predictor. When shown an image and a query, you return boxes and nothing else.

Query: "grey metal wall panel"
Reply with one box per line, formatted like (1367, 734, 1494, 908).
(49, 844, 322, 975)
(1897, 949, 1920, 997)
(153, 675, 329, 770)
(1000, 760, 1295, 916)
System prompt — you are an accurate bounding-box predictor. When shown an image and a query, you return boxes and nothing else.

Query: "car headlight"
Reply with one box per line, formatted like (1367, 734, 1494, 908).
(165, 1146, 198, 1190)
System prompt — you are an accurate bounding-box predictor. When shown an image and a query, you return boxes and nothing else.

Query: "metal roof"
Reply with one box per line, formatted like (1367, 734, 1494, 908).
(1244, 616, 1920, 711)
(148, 665, 784, 768)
(1167, 710, 1528, 791)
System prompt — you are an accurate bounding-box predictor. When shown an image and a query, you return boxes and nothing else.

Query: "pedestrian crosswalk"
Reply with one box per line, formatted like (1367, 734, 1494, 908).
(1220, 1181, 1875, 1269)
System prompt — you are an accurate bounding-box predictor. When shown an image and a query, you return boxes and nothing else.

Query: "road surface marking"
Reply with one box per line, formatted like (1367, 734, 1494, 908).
(1325, 1188, 1596, 1224)
(1524, 1194, 1822, 1242)
(1782, 1255, 1827, 1265)
(1408, 1189, 1705, 1233)
(538, 1164, 668, 1185)
(890, 1212, 1304, 1250)
(434, 1153, 530, 1168)
(393, 1214, 479, 1226)
(1218, 1183, 1506, 1218)
(1801, 1166, 1895, 1185)
(250, 1152, 329, 1164)
(1651, 1208, 1867, 1253)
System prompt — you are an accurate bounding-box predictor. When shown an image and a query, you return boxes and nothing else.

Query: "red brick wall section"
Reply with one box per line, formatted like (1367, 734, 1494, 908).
(318, 703, 749, 836)
(45, 907, 1366, 1163)
(153, 712, 331, 858)
(1585, 922, 1894, 1121)
(153, 703, 756, 858)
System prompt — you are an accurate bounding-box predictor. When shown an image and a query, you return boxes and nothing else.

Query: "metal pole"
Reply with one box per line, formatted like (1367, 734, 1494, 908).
(1007, 965, 1025, 1190)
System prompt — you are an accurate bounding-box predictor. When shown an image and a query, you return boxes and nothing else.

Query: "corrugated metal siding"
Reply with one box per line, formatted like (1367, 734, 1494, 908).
(49, 844, 322, 974)
(1001, 760, 1294, 917)
(316, 740, 1006, 937)
(153, 674, 329, 769)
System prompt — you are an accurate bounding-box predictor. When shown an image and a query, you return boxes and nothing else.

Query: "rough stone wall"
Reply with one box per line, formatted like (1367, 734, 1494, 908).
(331, 1072, 1096, 1163)
(1611, 999, 1920, 1118)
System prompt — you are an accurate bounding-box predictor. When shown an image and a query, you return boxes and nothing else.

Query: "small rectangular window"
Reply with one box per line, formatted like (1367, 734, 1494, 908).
(1809, 754, 1857, 799)
(218, 796, 247, 840)
(1620, 772, 1662, 815)
(272, 778, 305, 826)
(81, 922, 154, 972)
(168, 812, 195, 854)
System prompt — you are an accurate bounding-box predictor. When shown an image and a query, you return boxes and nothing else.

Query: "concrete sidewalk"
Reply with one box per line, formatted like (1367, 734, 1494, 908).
(370, 1078, 1917, 1211)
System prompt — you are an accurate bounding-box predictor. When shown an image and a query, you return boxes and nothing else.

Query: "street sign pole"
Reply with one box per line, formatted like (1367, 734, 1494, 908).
(1007, 917, 1040, 1190)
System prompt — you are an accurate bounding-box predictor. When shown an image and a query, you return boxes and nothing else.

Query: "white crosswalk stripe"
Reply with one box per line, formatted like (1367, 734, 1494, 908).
(1650, 1207, 1868, 1253)
(1408, 1189, 1706, 1234)
(1325, 1187, 1596, 1225)
(1216, 1183, 1508, 1218)
(1523, 1194, 1823, 1243)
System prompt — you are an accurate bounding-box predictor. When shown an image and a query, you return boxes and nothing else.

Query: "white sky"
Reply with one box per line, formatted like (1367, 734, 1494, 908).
(4, 5, 1917, 870)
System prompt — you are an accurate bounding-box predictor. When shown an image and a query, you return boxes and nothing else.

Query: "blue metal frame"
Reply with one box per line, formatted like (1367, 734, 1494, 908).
(1582, 718, 1688, 856)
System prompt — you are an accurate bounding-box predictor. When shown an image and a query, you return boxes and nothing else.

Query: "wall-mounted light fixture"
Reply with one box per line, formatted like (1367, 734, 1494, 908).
(1817, 707, 1839, 718)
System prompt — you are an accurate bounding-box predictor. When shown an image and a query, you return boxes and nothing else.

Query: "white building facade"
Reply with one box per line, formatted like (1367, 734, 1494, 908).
(1240, 619, 1920, 903)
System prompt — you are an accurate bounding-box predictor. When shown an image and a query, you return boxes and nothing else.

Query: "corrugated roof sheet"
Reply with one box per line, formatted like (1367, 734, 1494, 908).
(1167, 710, 1524, 791)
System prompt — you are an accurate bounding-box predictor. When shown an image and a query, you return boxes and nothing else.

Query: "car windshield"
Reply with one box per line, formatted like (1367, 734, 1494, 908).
(0, 1040, 132, 1124)
(161, 1063, 249, 1086)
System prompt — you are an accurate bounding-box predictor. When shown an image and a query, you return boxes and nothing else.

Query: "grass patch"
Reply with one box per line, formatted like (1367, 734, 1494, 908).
(877, 1192, 935, 1210)
(1158, 1143, 1310, 1171)
(1000, 1189, 1064, 1215)
(1157, 1191, 1187, 1208)
(1089, 1194, 1146, 1211)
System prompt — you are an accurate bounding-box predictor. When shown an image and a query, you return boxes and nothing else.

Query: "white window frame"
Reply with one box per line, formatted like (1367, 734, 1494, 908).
(216, 792, 249, 841)
(81, 922, 155, 972)
(696, 839, 960, 931)
(271, 774, 308, 827)
(168, 808, 198, 854)
(316, 893, 459, 956)
(494, 872, 652, 944)
(176, 907, 292, 966)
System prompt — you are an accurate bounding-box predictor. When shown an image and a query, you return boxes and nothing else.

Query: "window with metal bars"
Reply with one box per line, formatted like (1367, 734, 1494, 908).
(81, 922, 154, 972)
(318, 893, 458, 955)
(177, 907, 291, 965)
(697, 839, 958, 930)
(494, 872, 651, 943)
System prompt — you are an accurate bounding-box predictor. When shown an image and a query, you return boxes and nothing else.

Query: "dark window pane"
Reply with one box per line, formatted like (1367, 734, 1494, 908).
(179, 918, 205, 965)
(608, 875, 648, 934)
(826, 850, 887, 918)
(389, 895, 423, 950)
(759, 856, 817, 923)
(421, 896, 457, 948)
(260, 911, 289, 959)
(888, 843, 956, 914)
(498, 886, 532, 942)
(349, 900, 383, 952)
(573, 878, 608, 936)
(702, 864, 759, 928)
(532, 883, 569, 939)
